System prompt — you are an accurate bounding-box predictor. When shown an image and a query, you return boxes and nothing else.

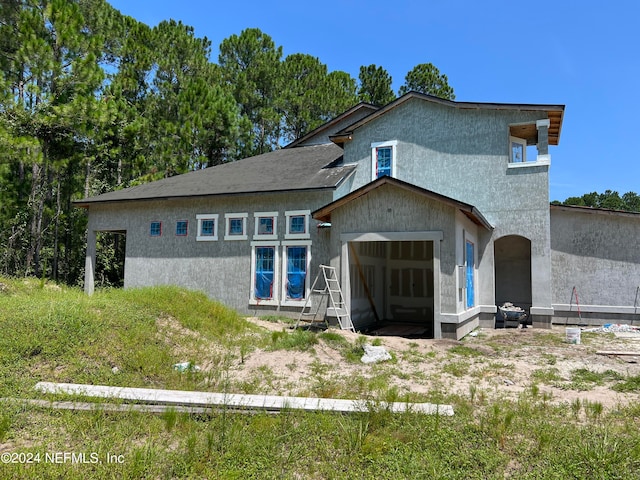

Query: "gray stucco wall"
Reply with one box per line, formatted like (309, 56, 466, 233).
(327, 183, 458, 313)
(297, 107, 376, 146)
(550, 207, 640, 318)
(85, 191, 334, 315)
(343, 99, 549, 220)
(341, 98, 554, 314)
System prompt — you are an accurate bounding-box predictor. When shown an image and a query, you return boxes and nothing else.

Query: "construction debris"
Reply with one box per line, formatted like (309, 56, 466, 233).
(34, 382, 454, 416)
(361, 345, 392, 364)
(173, 361, 201, 372)
(583, 324, 640, 334)
(596, 350, 640, 357)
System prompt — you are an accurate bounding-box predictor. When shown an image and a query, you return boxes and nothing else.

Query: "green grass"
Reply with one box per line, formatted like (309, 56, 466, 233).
(2, 398, 640, 479)
(2, 277, 640, 478)
(449, 345, 486, 357)
(0, 279, 258, 396)
(612, 375, 640, 392)
(269, 328, 318, 351)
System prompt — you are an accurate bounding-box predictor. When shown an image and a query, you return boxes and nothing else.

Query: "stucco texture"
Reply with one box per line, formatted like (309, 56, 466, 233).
(85, 191, 333, 314)
(551, 207, 640, 307)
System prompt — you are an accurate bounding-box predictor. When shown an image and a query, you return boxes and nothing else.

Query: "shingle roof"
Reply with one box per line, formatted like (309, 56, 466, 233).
(75, 143, 352, 206)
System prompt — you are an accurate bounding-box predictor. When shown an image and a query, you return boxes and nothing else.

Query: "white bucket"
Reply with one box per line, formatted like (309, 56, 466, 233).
(566, 327, 581, 345)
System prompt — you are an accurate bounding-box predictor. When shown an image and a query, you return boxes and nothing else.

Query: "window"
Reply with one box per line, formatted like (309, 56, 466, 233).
(281, 242, 311, 304)
(224, 213, 248, 240)
(284, 210, 310, 239)
(150, 221, 162, 237)
(250, 241, 280, 305)
(509, 136, 527, 163)
(254, 212, 278, 240)
(196, 214, 219, 241)
(285, 246, 307, 300)
(258, 218, 274, 235)
(283, 243, 310, 304)
(371, 140, 397, 180)
(176, 220, 188, 236)
(255, 246, 275, 299)
(290, 216, 305, 233)
(465, 240, 475, 309)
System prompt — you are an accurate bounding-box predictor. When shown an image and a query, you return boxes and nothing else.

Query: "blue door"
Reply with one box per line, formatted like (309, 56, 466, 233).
(466, 241, 474, 308)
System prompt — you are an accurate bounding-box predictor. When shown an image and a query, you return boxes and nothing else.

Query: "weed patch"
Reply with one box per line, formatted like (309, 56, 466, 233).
(268, 329, 318, 351)
(613, 375, 640, 392)
(449, 345, 485, 357)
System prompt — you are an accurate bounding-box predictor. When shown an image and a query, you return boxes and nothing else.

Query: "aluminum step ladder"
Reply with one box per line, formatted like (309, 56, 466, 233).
(295, 265, 355, 332)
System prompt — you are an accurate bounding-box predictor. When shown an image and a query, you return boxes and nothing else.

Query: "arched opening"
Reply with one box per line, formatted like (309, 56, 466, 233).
(494, 235, 532, 316)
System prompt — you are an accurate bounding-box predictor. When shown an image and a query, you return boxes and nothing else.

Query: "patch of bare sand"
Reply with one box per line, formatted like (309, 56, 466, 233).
(222, 320, 640, 409)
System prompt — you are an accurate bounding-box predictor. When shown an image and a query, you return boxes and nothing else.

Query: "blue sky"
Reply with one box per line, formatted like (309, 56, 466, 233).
(109, 0, 640, 202)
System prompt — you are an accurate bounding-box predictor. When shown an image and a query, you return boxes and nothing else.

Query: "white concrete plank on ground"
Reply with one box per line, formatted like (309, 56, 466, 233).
(34, 382, 454, 416)
(1, 398, 218, 414)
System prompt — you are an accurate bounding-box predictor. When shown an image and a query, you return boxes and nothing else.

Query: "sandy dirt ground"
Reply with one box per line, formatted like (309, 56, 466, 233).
(221, 319, 640, 409)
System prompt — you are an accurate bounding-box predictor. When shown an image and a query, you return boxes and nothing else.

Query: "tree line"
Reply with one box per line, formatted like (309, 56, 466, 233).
(0, 0, 456, 285)
(552, 191, 640, 212)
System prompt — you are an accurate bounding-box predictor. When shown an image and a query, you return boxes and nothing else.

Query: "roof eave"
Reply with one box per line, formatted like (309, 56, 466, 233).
(312, 176, 493, 230)
(73, 185, 341, 208)
(286, 103, 378, 149)
(332, 91, 565, 146)
(550, 203, 640, 218)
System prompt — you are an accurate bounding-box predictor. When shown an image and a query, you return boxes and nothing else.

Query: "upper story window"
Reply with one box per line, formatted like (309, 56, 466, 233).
(196, 214, 219, 241)
(254, 212, 278, 240)
(285, 210, 310, 240)
(150, 221, 162, 237)
(510, 136, 527, 163)
(224, 213, 248, 240)
(508, 120, 551, 168)
(371, 140, 397, 180)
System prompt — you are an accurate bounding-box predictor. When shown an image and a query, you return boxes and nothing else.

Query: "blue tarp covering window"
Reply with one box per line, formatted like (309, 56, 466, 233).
(376, 146, 392, 177)
(289, 215, 305, 234)
(229, 218, 243, 235)
(286, 246, 307, 300)
(150, 221, 162, 237)
(201, 219, 214, 236)
(255, 247, 275, 299)
(258, 217, 273, 235)
(466, 241, 474, 308)
(176, 220, 188, 236)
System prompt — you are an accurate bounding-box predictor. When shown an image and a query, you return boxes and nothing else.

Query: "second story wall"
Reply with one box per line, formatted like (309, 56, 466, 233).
(342, 97, 552, 227)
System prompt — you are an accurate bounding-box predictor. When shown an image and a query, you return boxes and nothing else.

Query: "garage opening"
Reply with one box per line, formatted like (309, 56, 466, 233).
(349, 240, 434, 338)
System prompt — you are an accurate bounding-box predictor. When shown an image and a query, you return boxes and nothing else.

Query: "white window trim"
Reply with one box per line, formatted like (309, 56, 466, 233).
(224, 212, 248, 240)
(253, 211, 279, 240)
(284, 210, 311, 240)
(371, 140, 397, 180)
(249, 241, 280, 306)
(280, 240, 312, 307)
(196, 214, 218, 241)
(507, 155, 551, 169)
